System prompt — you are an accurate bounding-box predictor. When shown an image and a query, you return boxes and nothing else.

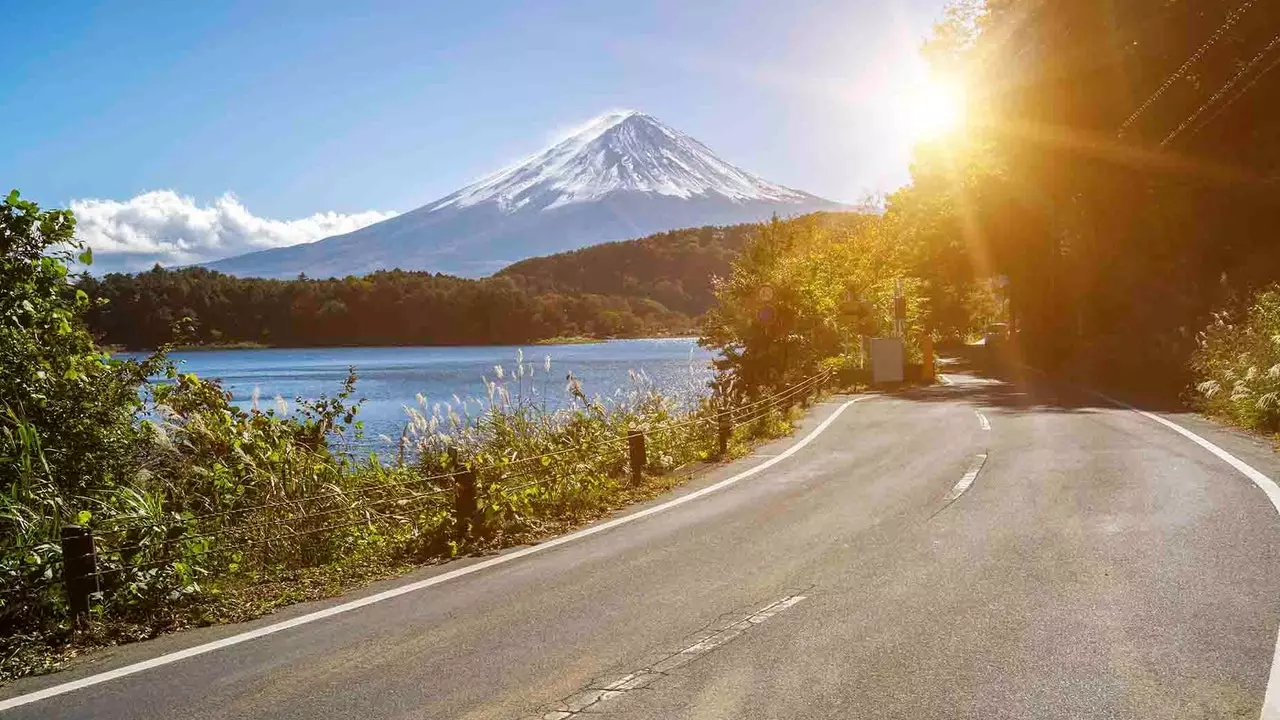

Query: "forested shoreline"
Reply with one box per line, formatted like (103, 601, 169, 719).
(77, 221, 774, 350)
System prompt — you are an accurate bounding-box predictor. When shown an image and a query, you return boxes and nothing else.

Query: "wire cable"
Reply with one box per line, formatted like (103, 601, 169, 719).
(1162, 30, 1280, 146)
(1186, 41, 1280, 138)
(1117, 0, 1256, 135)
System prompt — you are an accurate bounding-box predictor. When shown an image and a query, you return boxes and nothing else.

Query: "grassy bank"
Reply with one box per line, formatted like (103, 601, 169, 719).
(0, 359, 826, 682)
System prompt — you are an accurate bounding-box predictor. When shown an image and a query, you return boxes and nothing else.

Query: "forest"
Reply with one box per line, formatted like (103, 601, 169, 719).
(77, 221, 774, 349)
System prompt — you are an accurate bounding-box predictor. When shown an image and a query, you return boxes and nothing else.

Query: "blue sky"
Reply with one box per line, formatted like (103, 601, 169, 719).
(1, 0, 950, 269)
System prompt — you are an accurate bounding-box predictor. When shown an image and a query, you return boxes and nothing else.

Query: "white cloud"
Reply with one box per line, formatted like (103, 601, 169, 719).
(70, 190, 397, 273)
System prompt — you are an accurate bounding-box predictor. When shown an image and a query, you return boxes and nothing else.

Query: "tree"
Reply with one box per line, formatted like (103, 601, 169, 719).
(700, 213, 921, 391)
(0, 190, 158, 512)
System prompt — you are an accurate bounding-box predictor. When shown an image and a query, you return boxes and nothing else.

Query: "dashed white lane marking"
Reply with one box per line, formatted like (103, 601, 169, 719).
(538, 595, 807, 719)
(0, 399, 870, 714)
(975, 410, 990, 431)
(943, 453, 989, 503)
(1090, 390, 1280, 720)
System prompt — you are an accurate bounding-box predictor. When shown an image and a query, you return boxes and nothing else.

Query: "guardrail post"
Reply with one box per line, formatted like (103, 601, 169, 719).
(628, 430, 646, 485)
(717, 412, 732, 456)
(60, 525, 98, 620)
(454, 466, 478, 539)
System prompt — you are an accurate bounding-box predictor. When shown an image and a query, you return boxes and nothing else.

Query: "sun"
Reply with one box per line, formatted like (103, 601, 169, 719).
(894, 77, 968, 144)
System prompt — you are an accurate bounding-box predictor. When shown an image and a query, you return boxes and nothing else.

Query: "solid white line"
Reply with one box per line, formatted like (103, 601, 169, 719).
(0, 398, 870, 713)
(943, 453, 988, 502)
(975, 410, 990, 431)
(1091, 392, 1280, 720)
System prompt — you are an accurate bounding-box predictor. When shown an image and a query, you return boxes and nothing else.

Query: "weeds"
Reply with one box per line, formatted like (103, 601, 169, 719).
(0, 345, 814, 682)
(1191, 286, 1280, 436)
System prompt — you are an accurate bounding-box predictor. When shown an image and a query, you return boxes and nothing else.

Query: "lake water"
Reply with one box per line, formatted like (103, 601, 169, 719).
(143, 338, 715, 449)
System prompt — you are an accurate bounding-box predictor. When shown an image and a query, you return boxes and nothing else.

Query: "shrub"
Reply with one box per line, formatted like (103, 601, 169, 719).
(1190, 286, 1280, 434)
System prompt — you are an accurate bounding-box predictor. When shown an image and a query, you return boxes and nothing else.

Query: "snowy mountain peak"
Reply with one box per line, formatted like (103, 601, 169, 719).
(430, 110, 815, 214)
(205, 110, 843, 279)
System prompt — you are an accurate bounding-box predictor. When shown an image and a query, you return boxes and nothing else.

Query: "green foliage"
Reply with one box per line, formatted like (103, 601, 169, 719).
(700, 213, 928, 390)
(1191, 287, 1280, 434)
(499, 222, 758, 316)
(76, 221, 774, 350)
(0, 189, 823, 680)
(0, 190, 156, 498)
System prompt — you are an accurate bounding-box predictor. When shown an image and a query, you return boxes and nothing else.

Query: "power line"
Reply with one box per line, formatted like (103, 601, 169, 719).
(1187, 43, 1280, 138)
(1117, 0, 1257, 136)
(1162, 30, 1280, 146)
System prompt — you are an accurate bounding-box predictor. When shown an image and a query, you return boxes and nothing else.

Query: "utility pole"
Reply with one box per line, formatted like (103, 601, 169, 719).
(893, 279, 906, 338)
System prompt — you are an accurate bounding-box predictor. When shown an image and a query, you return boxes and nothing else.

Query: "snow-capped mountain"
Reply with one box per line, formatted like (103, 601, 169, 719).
(206, 111, 844, 278)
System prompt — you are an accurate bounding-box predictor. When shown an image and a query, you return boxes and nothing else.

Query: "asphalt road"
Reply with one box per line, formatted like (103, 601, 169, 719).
(6, 367, 1280, 719)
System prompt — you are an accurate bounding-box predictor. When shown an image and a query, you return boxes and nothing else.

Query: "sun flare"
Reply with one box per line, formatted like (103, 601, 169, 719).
(895, 77, 968, 144)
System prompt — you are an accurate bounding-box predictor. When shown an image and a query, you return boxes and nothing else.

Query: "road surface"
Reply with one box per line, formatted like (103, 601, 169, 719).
(5, 367, 1280, 719)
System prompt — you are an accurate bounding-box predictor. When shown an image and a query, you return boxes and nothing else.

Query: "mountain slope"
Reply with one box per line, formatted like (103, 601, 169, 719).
(206, 111, 845, 279)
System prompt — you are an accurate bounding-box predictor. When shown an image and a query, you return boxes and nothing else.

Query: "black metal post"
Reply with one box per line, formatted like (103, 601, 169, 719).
(627, 430, 646, 485)
(60, 525, 98, 619)
(454, 468, 477, 539)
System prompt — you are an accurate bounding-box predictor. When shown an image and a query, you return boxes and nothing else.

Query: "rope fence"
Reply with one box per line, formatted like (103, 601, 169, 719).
(2, 370, 833, 615)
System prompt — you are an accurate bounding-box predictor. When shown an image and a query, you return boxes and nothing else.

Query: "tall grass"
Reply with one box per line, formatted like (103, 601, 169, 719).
(1191, 286, 1280, 434)
(0, 349, 806, 680)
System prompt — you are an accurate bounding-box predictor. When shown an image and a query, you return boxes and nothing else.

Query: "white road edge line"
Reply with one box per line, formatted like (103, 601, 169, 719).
(0, 397, 871, 713)
(943, 453, 988, 502)
(1092, 390, 1280, 720)
(975, 410, 990, 431)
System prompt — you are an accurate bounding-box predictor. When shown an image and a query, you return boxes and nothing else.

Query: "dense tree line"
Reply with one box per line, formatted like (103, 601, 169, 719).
(80, 268, 696, 349)
(76, 220, 795, 349)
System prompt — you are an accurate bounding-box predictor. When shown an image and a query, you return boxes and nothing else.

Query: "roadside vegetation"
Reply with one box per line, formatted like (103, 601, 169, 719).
(11, 0, 1280, 684)
(1191, 287, 1280, 437)
(0, 190, 817, 681)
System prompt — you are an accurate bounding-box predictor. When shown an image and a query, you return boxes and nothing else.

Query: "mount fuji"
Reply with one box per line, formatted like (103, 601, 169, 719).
(206, 111, 845, 278)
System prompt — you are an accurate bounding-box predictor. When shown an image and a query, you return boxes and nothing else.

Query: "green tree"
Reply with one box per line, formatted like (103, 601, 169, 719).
(0, 190, 154, 501)
(700, 213, 920, 391)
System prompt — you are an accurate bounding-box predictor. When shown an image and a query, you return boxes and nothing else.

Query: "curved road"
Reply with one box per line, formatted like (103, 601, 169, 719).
(5, 368, 1280, 719)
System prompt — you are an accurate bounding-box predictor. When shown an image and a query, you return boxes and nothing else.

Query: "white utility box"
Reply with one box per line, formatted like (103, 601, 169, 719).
(870, 337, 905, 384)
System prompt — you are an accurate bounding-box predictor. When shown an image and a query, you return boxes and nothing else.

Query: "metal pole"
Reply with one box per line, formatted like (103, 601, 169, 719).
(454, 468, 477, 539)
(627, 430, 646, 485)
(60, 525, 98, 619)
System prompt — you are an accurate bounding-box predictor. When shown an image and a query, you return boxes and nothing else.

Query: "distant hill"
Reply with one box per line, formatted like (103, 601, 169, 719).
(497, 222, 761, 316)
(204, 111, 843, 279)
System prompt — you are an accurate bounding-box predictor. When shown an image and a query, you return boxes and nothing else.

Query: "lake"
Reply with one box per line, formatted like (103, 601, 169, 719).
(140, 338, 716, 450)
